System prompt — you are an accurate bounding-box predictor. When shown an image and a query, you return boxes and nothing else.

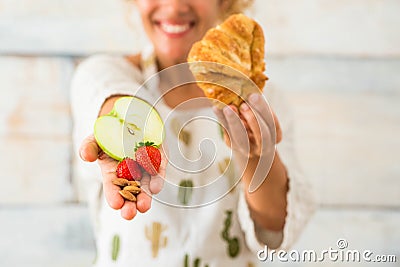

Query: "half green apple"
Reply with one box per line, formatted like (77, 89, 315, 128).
(94, 96, 164, 161)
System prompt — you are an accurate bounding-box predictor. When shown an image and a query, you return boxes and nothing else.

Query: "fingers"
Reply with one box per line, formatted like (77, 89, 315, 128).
(85, 134, 134, 218)
(239, 103, 262, 149)
(223, 105, 250, 155)
(136, 173, 152, 213)
(247, 94, 271, 123)
(247, 93, 282, 144)
(98, 155, 125, 210)
(121, 146, 167, 216)
(240, 102, 273, 155)
(99, 154, 157, 219)
(82, 136, 166, 219)
(149, 146, 167, 194)
(79, 134, 100, 162)
(96, 141, 166, 220)
(120, 200, 137, 220)
(213, 106, 229, 129)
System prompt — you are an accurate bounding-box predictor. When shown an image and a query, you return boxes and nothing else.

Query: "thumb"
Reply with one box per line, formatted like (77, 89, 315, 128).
(79, 134, 101, 162)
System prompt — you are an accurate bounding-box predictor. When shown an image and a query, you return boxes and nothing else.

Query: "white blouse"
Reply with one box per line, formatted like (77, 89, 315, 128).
(70, 49, 316, 267)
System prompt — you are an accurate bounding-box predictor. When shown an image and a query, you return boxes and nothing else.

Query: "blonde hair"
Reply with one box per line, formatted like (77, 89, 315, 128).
(221, 0, 254, 19)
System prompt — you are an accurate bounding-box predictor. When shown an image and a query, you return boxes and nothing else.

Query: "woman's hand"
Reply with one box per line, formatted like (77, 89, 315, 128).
(79, 134, 166, 220)
(213, 93, 282, 158)
(213, 93, 283, 192)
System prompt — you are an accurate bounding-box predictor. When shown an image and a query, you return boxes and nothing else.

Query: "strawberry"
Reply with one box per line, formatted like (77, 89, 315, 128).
(116, 158, 142, 181)
(135, 141, 161, 176)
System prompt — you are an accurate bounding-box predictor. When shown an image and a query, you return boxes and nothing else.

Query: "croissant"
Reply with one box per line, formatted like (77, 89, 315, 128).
(187, 13, 267, 107)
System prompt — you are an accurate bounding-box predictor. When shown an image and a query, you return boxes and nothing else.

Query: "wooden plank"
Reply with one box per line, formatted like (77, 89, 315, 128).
(0, 0, 399, 56)
(0, 56, 74, 203)
(0, 205, 95, 267)
(0, 56, 73, 136)
(0, 136, 72, 203)
(266, 57, 400, 207)
(254, 0, 400, 57)
(0, 0, 146, 55)
(267, 57, 400, 94)
(286, 91, 400, 207)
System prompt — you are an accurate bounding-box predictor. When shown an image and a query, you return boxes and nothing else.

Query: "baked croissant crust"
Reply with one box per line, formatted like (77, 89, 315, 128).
(187, 13, 267, 107)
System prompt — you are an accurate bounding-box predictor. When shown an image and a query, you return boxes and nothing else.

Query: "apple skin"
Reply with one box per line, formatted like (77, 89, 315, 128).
(94, 97, 164, 161)
(94, 116, 126, 161)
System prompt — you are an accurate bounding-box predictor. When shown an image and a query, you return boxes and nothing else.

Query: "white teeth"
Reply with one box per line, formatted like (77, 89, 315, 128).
(160, 23, 190, 34)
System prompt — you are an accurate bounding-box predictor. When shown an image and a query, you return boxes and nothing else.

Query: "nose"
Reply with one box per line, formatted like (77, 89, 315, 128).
(161, 0, 190, 14)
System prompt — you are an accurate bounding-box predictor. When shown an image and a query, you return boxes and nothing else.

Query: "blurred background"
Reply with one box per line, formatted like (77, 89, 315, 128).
(0, 0, 399, 266)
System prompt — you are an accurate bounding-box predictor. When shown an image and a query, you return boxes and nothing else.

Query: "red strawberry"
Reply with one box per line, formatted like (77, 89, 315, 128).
(135, 141, 161, 176)
(116, 158, 142, 181)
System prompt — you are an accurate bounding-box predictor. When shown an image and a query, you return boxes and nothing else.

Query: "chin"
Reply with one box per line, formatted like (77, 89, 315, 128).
(162, 48, 191, 65)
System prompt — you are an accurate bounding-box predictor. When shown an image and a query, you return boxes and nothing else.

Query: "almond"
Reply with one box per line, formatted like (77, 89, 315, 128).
(123, 185, 141, 194)
(113, 178, 129, 187)
(128, 180, 141, 187)
(119, 190, 137, 202)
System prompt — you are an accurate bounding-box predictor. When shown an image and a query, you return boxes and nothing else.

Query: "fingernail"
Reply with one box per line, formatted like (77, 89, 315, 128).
(240, 103, 249, 112)
(79, 148, 85, 161)
(212, 106, 220, 114)
(223, 106, 234, 116)
(249, 93, 260, 104)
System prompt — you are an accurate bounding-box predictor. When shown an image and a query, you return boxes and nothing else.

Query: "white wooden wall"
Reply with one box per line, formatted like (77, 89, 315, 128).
(0, 0, 399, 266)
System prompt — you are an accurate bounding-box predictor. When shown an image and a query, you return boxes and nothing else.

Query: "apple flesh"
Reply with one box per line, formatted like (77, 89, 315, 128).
(94, 96, 164, 161)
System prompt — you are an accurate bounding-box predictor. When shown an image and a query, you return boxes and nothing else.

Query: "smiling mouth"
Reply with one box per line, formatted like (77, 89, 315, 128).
(157, 22, 195, 35)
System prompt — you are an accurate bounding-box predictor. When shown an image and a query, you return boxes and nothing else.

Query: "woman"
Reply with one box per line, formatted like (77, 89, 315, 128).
(71, 0, 315, 266)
